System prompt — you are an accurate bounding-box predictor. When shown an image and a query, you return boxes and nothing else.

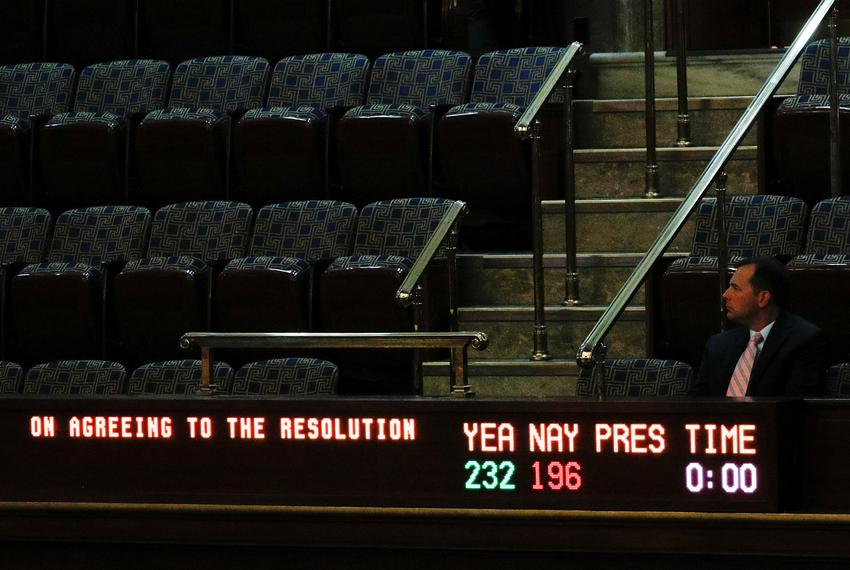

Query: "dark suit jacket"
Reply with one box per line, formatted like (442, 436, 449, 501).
(691, 311, 827, 397)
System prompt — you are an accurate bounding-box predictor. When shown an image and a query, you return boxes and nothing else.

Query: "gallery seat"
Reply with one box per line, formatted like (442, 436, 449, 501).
(575, 359, 693, 398)
(232, 357, 338, 395)
(127, 359, 234, 395)
(22, 359, 126, 396)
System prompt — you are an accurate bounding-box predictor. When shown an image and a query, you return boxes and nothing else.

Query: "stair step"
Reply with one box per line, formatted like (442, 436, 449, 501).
(589, 50, 798, 99)
(543, 197, 694, 253)
(575, 145, 757, 199)
(457, 305, 646, 360)
(422, 359, 579, 397)
(458, 252, 664, 306)
(575, 96, 756, 149)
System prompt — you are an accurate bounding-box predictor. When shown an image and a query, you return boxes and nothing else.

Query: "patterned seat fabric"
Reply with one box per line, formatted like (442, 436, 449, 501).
(235, 53, 369, 205)
(320, 198, 457, 393)
(0, 63, 75, 205)
(11, 206, 151, 364)
(22, 360, 126, 396)
(795, 38, 850, 96)
(232, 358, 338, 396)
(0, 63, 76, 120)
(217, 201, 357, 344)
(136, 56, 270, 207)
(128, 359, 234, 395)
(575, 359, 693, 398)
(337, 50, 472, 204)
(114, 202, 252, 365)
(39, 60, 171, 212)
(800, 196, 850, 256)
(0, 361, 24, 395)
(658, 196, 807, 367)
(826, 363, 850, 398)
(438, 47, 567, 250)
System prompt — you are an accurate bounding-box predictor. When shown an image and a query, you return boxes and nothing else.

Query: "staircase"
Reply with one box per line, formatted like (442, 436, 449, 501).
(423, 51, 801, 397)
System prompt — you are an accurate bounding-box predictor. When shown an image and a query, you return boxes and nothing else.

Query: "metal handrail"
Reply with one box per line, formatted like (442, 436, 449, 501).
(181, 331, 489, 396)
(396, 200, 468, 307)
(515, 42, 583, 139)
(577, 0, 839, 368)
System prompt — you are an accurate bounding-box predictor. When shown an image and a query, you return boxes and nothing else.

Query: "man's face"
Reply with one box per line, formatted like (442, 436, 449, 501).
(722, 264, 768, 326)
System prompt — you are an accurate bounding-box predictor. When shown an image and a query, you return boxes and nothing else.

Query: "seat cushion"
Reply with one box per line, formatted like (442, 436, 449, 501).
(325, 254, 413, 276)
(19, 261, 101, 278)
(0, 114, 30, 130)
(787, 253, 850, 268)
(343, 103, 427, 120)
(143, 108, 223, 124)
(664, 256, 745, 273)
(223, 256, 310, 276)
(445, 101, 524, 120)
(242, 106, 326, 122)
(46, 111, 123, 128)
(122, 256, 207, 275)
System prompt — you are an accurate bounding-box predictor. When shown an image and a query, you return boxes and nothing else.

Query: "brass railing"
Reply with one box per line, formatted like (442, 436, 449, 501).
(180, 331, 488, 396)
(578, 0, 840, 372)
(396, 200, 468, 334)
(514, 41, 583, 361)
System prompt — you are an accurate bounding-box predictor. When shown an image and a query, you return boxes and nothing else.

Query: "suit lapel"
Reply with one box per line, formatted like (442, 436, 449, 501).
(749, 312, 790, 392)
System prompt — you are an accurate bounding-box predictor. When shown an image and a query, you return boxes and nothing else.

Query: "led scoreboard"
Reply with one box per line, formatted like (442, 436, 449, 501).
(0, 399, 792, 512)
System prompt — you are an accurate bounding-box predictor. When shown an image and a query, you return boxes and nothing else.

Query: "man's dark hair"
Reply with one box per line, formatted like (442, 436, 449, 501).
(737, 256, 790, 308)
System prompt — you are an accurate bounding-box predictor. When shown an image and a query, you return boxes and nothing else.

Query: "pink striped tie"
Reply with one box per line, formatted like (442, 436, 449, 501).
(727, 332, 763, 398)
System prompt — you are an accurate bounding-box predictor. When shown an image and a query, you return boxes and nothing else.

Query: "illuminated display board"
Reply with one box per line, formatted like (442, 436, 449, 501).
(0, 399, 791, 512)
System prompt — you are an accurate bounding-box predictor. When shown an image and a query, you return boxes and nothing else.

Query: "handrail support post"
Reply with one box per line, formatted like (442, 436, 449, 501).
(644, 0, 660, 198)
(675, 0, 691, 147)
(829, 7, 842, 198)
(714, 170, 730, 332)
(199, 346, 213, 395)
(450, 345, 474, 397)
(530, 119, 550, 361)
(562, 67, 582, 306)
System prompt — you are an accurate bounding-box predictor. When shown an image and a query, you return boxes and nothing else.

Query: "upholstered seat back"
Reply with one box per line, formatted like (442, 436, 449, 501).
(0, 208, 52, 265)
(147, 201, 253, 261)
(73, 60, 171, 116)
(365, 50, 471, 107)
(167, 56, 270, 113)
(469, 47, 566, 106)
(796, 38, 850, 96)
(803, 196, 850, 255)
(0, 361, 24, 395)
(826, 363, 850, 398)
(22, 360, 126, 395)
(268, 53, 369, 109)
(690, 195, 807, 258)
(46, 206, 151, 266)
(128, 359, 234, 395)
(576, 359, 693, 398)
(232, 358, 338, 395)
(250, 200, 357, 260)
(351, 198, 455, 258)
(0, 63, 76, 118)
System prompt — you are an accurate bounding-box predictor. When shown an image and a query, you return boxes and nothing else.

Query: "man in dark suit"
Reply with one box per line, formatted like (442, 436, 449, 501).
(692, 256, 827, 397)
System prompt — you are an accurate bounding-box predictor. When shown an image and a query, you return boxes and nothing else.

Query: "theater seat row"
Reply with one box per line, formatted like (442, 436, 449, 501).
(0, 48, 565, 248)
(650, 195, 850, 368)
(574, 359, 850, 399)
(0, 199, 459, 394)
(0, 357, 338, 396)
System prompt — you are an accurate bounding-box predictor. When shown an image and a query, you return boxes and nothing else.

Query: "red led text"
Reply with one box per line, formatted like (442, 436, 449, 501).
(279, 417, 416, 441)
(528, 423, 579, 453)
(186, 417, 214, 439)
(595, 423, 666, 454)
(30, 416, 56, 438)
(463, 422, 515, 452)
(227, 417, 266, 439)
(68, 416, 173, 439)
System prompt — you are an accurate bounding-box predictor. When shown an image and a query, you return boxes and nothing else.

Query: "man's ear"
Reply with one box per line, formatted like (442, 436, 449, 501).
(757, 289, 772, 309)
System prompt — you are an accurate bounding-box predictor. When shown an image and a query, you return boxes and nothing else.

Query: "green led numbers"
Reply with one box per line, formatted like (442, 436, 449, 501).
(464, 460, 516, 491)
